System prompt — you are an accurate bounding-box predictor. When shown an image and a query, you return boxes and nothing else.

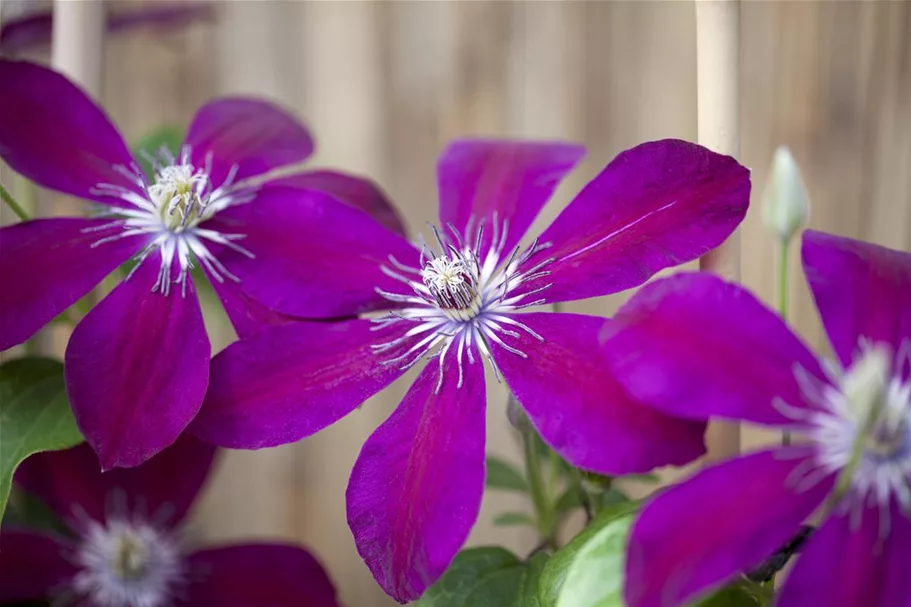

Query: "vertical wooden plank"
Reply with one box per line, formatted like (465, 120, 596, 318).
(290, 3, 395, 605)
(696, 0, 742, 463)
(193, 1, 298, 545)
(32, 1, 105, 354)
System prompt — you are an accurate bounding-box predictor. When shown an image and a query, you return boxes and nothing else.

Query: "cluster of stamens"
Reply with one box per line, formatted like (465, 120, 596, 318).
(73, 516, 184, 607)
(780, 339, 911, 531)
(372, 216, 555, 391)
(85, 145, 256, 297)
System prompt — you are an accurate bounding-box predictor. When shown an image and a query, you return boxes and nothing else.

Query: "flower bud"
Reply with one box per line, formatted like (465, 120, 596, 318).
(760, 147, 810, 243)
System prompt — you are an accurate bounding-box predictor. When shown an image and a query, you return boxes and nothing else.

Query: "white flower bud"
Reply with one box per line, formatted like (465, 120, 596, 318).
(760, 147, 810, 243)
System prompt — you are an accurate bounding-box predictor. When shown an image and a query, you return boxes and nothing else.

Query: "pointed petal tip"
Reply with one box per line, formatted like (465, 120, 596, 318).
(347, 356, 487, 602)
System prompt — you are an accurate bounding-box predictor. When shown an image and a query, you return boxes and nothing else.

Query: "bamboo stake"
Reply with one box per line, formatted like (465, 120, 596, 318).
(32, 1, 105, 354)
(696, 0, 741, 463)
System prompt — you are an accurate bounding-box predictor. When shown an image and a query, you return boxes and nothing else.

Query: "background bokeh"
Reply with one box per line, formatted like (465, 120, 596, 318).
(1, 1, 910, 605)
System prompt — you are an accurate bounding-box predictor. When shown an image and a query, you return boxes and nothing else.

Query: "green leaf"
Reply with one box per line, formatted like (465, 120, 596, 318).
(131, 125, 185, 181)
(601, 488, 632, 508)
(517, 552, 550, 607)
(693, 581, 767, 607)
(0, 358, 84, 523)
(4, 486, 66, 534)
(494, 512, 536, 528)
(555, 486, 584, 512)
(538, 501, 641, 607)
(486, 456, 529, 493)
(555, 511, 636, 607)
(415, 547, 523, 607)
(620, 472, 660, 484)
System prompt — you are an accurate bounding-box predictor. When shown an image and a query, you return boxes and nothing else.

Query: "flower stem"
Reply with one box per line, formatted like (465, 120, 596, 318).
(0, 182, 30, 222)
(519, 405, 557, 549)
(778, 239, 792, 447)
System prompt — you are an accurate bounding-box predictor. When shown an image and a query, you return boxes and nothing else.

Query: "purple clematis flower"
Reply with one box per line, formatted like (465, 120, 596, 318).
(1, 435, 340, 607)
(0, 59, 403, 470)
(190, 138, 751, 601)
(600, 231, 911, 607)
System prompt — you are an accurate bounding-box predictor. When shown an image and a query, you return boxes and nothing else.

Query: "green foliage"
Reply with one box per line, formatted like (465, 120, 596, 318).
(415, 547, 520, 607)
(517, 552, 550, 607)
(0, 358, 84, 523)
(494, 512, 536, 528)
(694, 583, 767, 607)
(132, 125, 185, 181)
(555, 510, 635, 607)
(538, 500, 642, 607)
(487, 456, 529, 493)
(415, 547, 552, 607)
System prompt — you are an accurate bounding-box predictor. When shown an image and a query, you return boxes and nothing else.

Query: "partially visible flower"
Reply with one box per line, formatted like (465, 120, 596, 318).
(190, 138, 751, 601)
(0, 1, 215, 55)
(760, 146, 810, 243)
(0, 59, 403, 469)
(0, 436, 340, 607)
(600, 231, 911, 607)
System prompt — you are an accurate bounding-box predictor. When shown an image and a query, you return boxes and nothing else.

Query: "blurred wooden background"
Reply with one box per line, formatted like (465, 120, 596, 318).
(2, 1, 910, 605)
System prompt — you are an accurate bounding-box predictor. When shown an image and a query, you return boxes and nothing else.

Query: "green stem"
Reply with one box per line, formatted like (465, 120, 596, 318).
(778, 240, 793, 447)
(520, 409, 556, 548)
(0, 182, 29, 221)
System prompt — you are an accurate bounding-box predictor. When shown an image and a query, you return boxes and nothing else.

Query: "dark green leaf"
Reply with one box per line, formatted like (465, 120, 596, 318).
(494, 512, 536, 528)
(555, 486, 584, 512)
(0, 358, 84, 523)
(131, 125, 185, 181)
(621, 472, 660, 484)
(486, 456, 529, 493)
(415, 547, 523, 607)
(693, 580, 768, 607)
(538, 501, 641, 607)
(3, 486, 66, 534)
(600, 488, 632, 508)
(516, 552, 550, 607)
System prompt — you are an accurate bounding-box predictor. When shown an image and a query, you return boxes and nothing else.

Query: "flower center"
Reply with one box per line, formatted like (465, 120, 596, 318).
(74, 517, 183, 607)
(372, 219, 554, 391)
(794, 341, 911, 513)
(841, 345, 911, 463)
(148, 164, 211, 232)
(86, 145, 257, 297)
(421, 252, 482, 321)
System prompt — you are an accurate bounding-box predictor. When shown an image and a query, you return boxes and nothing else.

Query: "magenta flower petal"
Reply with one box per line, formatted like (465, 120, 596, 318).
(185, 97, 314, 187)
(348, 354, 486, 603)
(604, 272, 830, 426)
(0, 529, 76, 602)
(65, 255, 210, 470)
(802, 230, 911, 369)
(492, 312, 706, 475)
(0, 59, 143, 207)
(193, 319, 411, 448)
(0, 217, 146, 350)
(625, 447, 834, 607)
(514, 139, 749, 304)
(185, 544, 339, 607)
(16, 435, 215, 525)
(205, 272, 298, 339)
(268, 169, 406, 236)
(204, 186, 419, 319)
(436, 139, 585, 258)
(778, 501, 911, 607)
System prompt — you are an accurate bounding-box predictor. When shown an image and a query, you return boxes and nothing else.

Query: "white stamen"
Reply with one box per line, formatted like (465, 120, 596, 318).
(782, 339, 911, 534)
(374, 218, 552, 392)
(85, 145, 256, 297)
(73, 516, 184, 607)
